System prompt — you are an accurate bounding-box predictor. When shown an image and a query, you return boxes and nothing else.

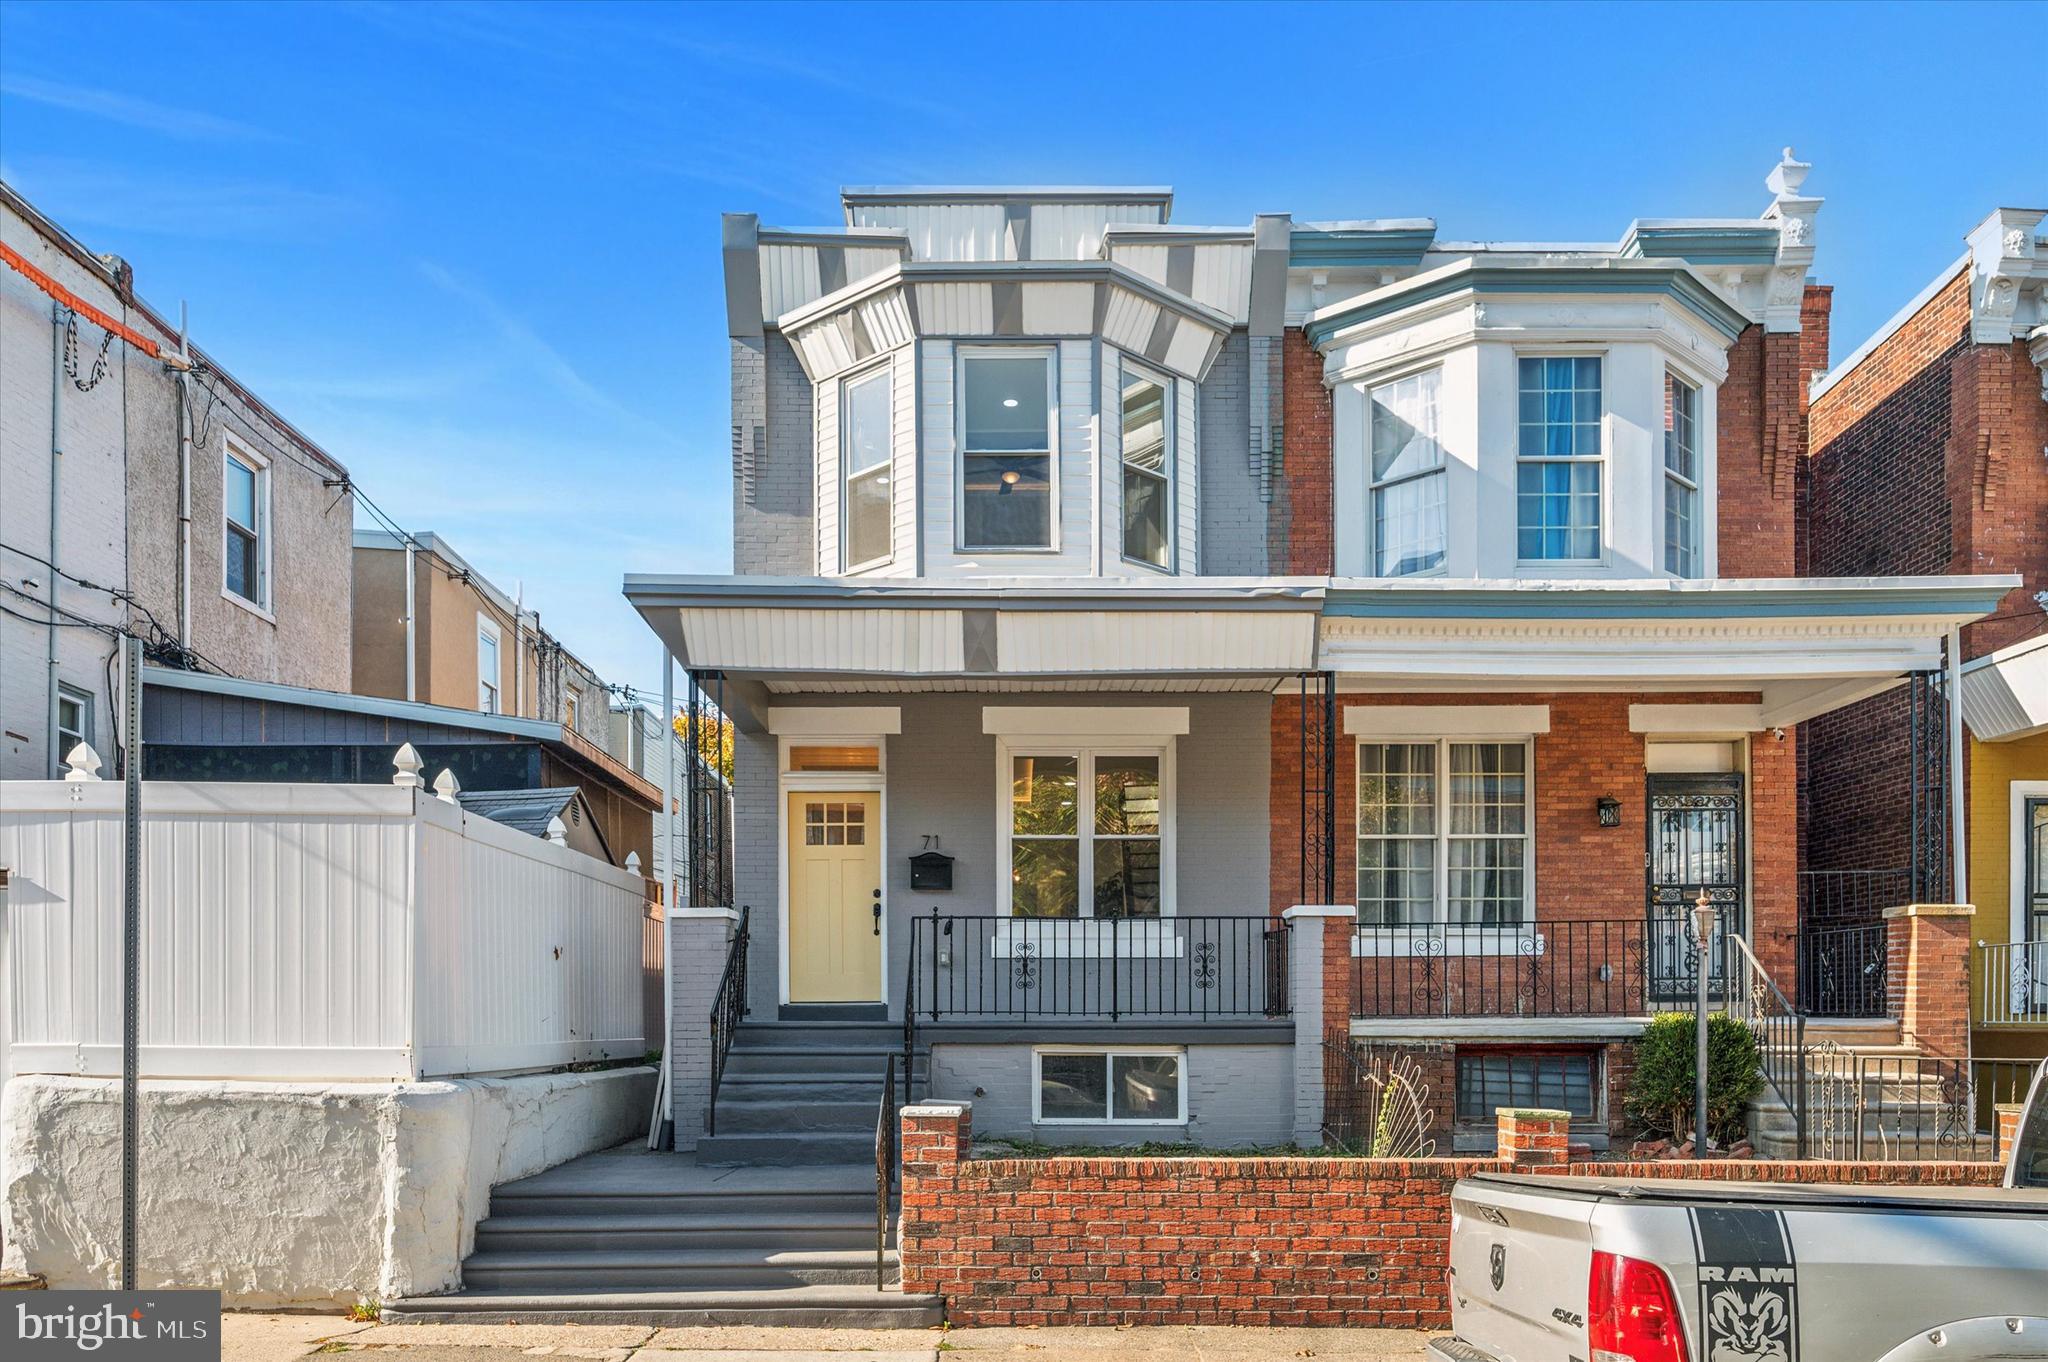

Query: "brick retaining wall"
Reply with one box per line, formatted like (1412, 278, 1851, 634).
(897, 1102, 2004, 1327)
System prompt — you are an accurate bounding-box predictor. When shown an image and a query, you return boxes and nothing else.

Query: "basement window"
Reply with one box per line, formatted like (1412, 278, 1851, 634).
(1455, 1049, 1598, 1123)
(1034, 1048, 1185, 1124)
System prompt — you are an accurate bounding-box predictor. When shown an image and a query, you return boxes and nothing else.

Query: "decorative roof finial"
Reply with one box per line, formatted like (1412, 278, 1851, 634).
(1767, 146, 1810, 200)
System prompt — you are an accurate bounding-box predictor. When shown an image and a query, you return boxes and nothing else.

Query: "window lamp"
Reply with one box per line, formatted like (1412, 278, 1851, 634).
(1515, 357, 1602, 561)
(1663, 371, 1701, 578)
(843, 367, 893, 568)
(1119, 364, 1171, 568)
(960, 350, 1053, 550)
(1368, 367, 1447, 576)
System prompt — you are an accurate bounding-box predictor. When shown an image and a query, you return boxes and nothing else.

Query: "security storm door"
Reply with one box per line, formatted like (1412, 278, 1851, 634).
(2026, 797, 2047, 1010)
(1645, 772, 1743, 1003)
(787, 791, 883, 1002)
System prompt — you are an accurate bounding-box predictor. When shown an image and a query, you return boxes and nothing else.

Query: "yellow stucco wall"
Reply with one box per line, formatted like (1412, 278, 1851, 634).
(1970, 730, 2048, 1062)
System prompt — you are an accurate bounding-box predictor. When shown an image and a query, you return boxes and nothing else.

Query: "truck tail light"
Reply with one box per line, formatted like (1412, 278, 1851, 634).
(1589, 1249, 1691, 1362)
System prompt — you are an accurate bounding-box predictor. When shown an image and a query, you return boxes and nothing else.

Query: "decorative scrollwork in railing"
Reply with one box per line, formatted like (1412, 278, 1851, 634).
(1192, 939, 1218, 991)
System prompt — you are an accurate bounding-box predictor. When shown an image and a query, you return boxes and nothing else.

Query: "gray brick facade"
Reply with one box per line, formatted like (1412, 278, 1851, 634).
(1199, 330, 1266, 574)
(730, 334, 815, 576)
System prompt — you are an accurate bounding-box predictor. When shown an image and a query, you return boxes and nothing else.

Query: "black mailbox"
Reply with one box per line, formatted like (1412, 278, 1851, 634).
(909, 850, 955, 891)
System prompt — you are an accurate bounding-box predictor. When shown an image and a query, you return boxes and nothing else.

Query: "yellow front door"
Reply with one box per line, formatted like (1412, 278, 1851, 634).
(787, 791, 883, 1002)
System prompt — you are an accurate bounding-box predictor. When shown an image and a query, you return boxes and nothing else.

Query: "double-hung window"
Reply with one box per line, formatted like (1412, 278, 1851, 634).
(1119, 363, 1171, 569)
(223, 442, 269, 608)
(842, 366, 893, 569)
(477, 617, 501, 714)
(1663, 371, 1702, 578)
(1368, 367, 1446, 576)
(56, 683, 92, 767)
(1515, 357, 1602, 562)
(960, 350, 1053, 550)
(1357, 740, 1530, 925)
(1007, 746, 1167, 918)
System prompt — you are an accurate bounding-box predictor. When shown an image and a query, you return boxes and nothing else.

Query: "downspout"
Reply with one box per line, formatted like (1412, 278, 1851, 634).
(1947, 624, 1967, 906)
(175, 303, 193, 651)
(513, 585, 525, 719)
(403, 536, 417, 702)
(46, 303, 63, 775)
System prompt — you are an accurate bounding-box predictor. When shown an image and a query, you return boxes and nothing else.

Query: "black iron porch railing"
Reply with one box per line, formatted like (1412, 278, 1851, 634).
(1726, 932, 1810, 1157)
(706, 904, 750, 1138)
(1796, 920, 1890, 1018)
(903, 912, 1289, 1101)
(1797, 868, 1912, 929)
(874, 1053, 896, 1289)
(1350, 917, 1736, 1020)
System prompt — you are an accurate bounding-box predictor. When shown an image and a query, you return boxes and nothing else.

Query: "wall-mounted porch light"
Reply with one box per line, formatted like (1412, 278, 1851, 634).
(1596, 796, 1622, 828)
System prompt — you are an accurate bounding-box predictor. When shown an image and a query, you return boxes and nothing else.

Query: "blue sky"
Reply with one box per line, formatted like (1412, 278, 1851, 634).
(1, 0, 2042, 695)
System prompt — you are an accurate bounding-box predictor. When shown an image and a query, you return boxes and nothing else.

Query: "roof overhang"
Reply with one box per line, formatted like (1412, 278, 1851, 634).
(1960, 634, 2048, 742)
(623, 575, 1326, 692)
(1319, 576, 2018, 727)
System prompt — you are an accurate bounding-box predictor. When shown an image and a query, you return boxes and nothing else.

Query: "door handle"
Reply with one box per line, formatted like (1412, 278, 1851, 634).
(872, 897, 882, 936)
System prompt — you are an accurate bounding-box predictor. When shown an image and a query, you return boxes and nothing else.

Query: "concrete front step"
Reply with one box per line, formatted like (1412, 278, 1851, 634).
(718, 1072, 921, 1101)
(711, 1097, 891, 1135)
(461, 1247, 899, 1291)
(1800, 1017, 1902, 1047)
(722, 1046, 922, 1076)
(696, 1131, 878, 1166)
(474, 1212, 888, 1253)
(382, 1284, 943, 1328)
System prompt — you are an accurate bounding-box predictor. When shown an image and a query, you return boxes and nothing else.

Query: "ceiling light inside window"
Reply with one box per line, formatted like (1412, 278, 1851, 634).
(1002, 398, 1019, 408)
(1000, 470, 1021, 485)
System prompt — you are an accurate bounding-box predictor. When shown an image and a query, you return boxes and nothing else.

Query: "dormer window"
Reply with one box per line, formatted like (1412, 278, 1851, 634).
(1119, 363, 1172, 569)
(1663, 371, 1701, 578)
(842, 366, 893, 569)
(960, 349, 1055, 550)
(1369, 367, 1447, 577)
(1516, 356, 1603, 562)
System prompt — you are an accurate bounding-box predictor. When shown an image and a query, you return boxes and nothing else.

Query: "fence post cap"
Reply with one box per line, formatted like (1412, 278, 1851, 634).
(902, 1101, 972, 1119)
(433, 768, 462, 803)
(1881, 903, 1975, 919)
(625, 851, 642, 874)
(392, 743, 426, 788)
(545, 815, 568, 845)
(1282, 904, 1359, 921)
(62, 742, 103, 782)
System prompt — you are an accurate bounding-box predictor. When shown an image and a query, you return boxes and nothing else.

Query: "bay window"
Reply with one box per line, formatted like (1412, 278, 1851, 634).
(1662, 371, 1701, 578)
(1357, 739, 1530, 925)
(1119, 363, 1171, 569)
(960, 349, 1053, 550)
(1515, 356, 1602, 562)
(1369, 366, 1446, 576)
(843, 366, 893, 568)
(1006, 744, 1168, 918)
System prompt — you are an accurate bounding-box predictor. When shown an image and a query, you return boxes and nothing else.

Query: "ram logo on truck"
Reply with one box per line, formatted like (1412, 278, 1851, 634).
(1689, 1207, 1798, 1362)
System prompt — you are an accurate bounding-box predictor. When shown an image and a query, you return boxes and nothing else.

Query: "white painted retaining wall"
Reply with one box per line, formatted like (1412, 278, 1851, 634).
(0, 780, 648, 1081)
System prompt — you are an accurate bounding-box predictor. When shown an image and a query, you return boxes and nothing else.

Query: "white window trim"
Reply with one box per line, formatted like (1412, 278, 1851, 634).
(476, 614, 502, 715)
(776, 744, 888, 1007)
(1116, 356, 1175, 575)
(2013, 780, 2048, 945)
(221, 435, 274, 619)
(1353, 736, 1537, 936)
(955, 344, 1060, 555)
(995, 735, 1177, 921)
(840, 360, 896, 573)
(1661, 368, 1703, 579)
(1513, 351, 1609, 568)
(54, 681, 93, 775)
(1032, 1045, 1188, 1126)
(1365, 362, 1449, 580)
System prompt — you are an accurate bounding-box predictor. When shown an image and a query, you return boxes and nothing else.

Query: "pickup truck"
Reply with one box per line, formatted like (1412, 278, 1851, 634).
(1430, 1059, 2048, 1362)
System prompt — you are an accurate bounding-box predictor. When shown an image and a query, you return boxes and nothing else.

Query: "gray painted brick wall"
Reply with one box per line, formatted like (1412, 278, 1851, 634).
(667, 909, 736, 1149)
(1199, 330, 1267, 575)
(731, 334, 815, 576)
(927, 1042, 1293, 1147)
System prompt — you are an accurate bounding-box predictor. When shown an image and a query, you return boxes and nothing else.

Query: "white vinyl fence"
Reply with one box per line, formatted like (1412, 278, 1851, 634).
(0, 779, 648, 1082)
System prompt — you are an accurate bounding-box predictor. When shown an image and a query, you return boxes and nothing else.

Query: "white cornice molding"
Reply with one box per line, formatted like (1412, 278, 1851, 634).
(1966, 208, 2047, 345)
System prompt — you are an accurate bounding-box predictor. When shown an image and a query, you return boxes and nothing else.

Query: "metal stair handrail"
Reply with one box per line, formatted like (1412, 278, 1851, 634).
(875, 1052, 897, 1290)
(1725, 932, 1809, 1158)
(706, 904, 751, 1138)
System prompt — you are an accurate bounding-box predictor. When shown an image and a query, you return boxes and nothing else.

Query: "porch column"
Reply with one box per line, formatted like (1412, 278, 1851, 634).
(668, 906, 738, 1151)
(1883, 903, 1975, 1061)
(1283, 904, 1357, 1148)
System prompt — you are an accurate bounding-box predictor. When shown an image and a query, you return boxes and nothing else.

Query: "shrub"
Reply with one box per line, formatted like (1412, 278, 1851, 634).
(1626, 1013, 1764, 1144)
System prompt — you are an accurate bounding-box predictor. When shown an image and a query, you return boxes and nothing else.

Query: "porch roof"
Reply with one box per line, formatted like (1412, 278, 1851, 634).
(621, 574, 1327, 693)
(1318, 575, 2018, 727)
(1960, 633, 2048, 742)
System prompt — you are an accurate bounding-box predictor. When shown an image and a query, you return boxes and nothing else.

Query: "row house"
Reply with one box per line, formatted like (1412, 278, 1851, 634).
(631, 153, 2011, 1158)
(1803, 207, 2048, 1101)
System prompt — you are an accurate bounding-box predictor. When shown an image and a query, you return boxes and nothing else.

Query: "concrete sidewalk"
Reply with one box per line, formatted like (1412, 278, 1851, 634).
(224, 1315, 1435, 1362)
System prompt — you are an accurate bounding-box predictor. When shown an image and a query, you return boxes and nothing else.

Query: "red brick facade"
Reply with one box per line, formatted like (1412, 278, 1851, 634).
(898, 1104, 2001, 1328)
(1801, 264, 2048, 897)
(1279, 327, 1334, 573)
(1268, 691, 1799, 985)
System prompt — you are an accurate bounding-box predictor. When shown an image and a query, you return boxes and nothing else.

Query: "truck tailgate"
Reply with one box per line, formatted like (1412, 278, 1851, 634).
(1446, 1178, 1597, 1360)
